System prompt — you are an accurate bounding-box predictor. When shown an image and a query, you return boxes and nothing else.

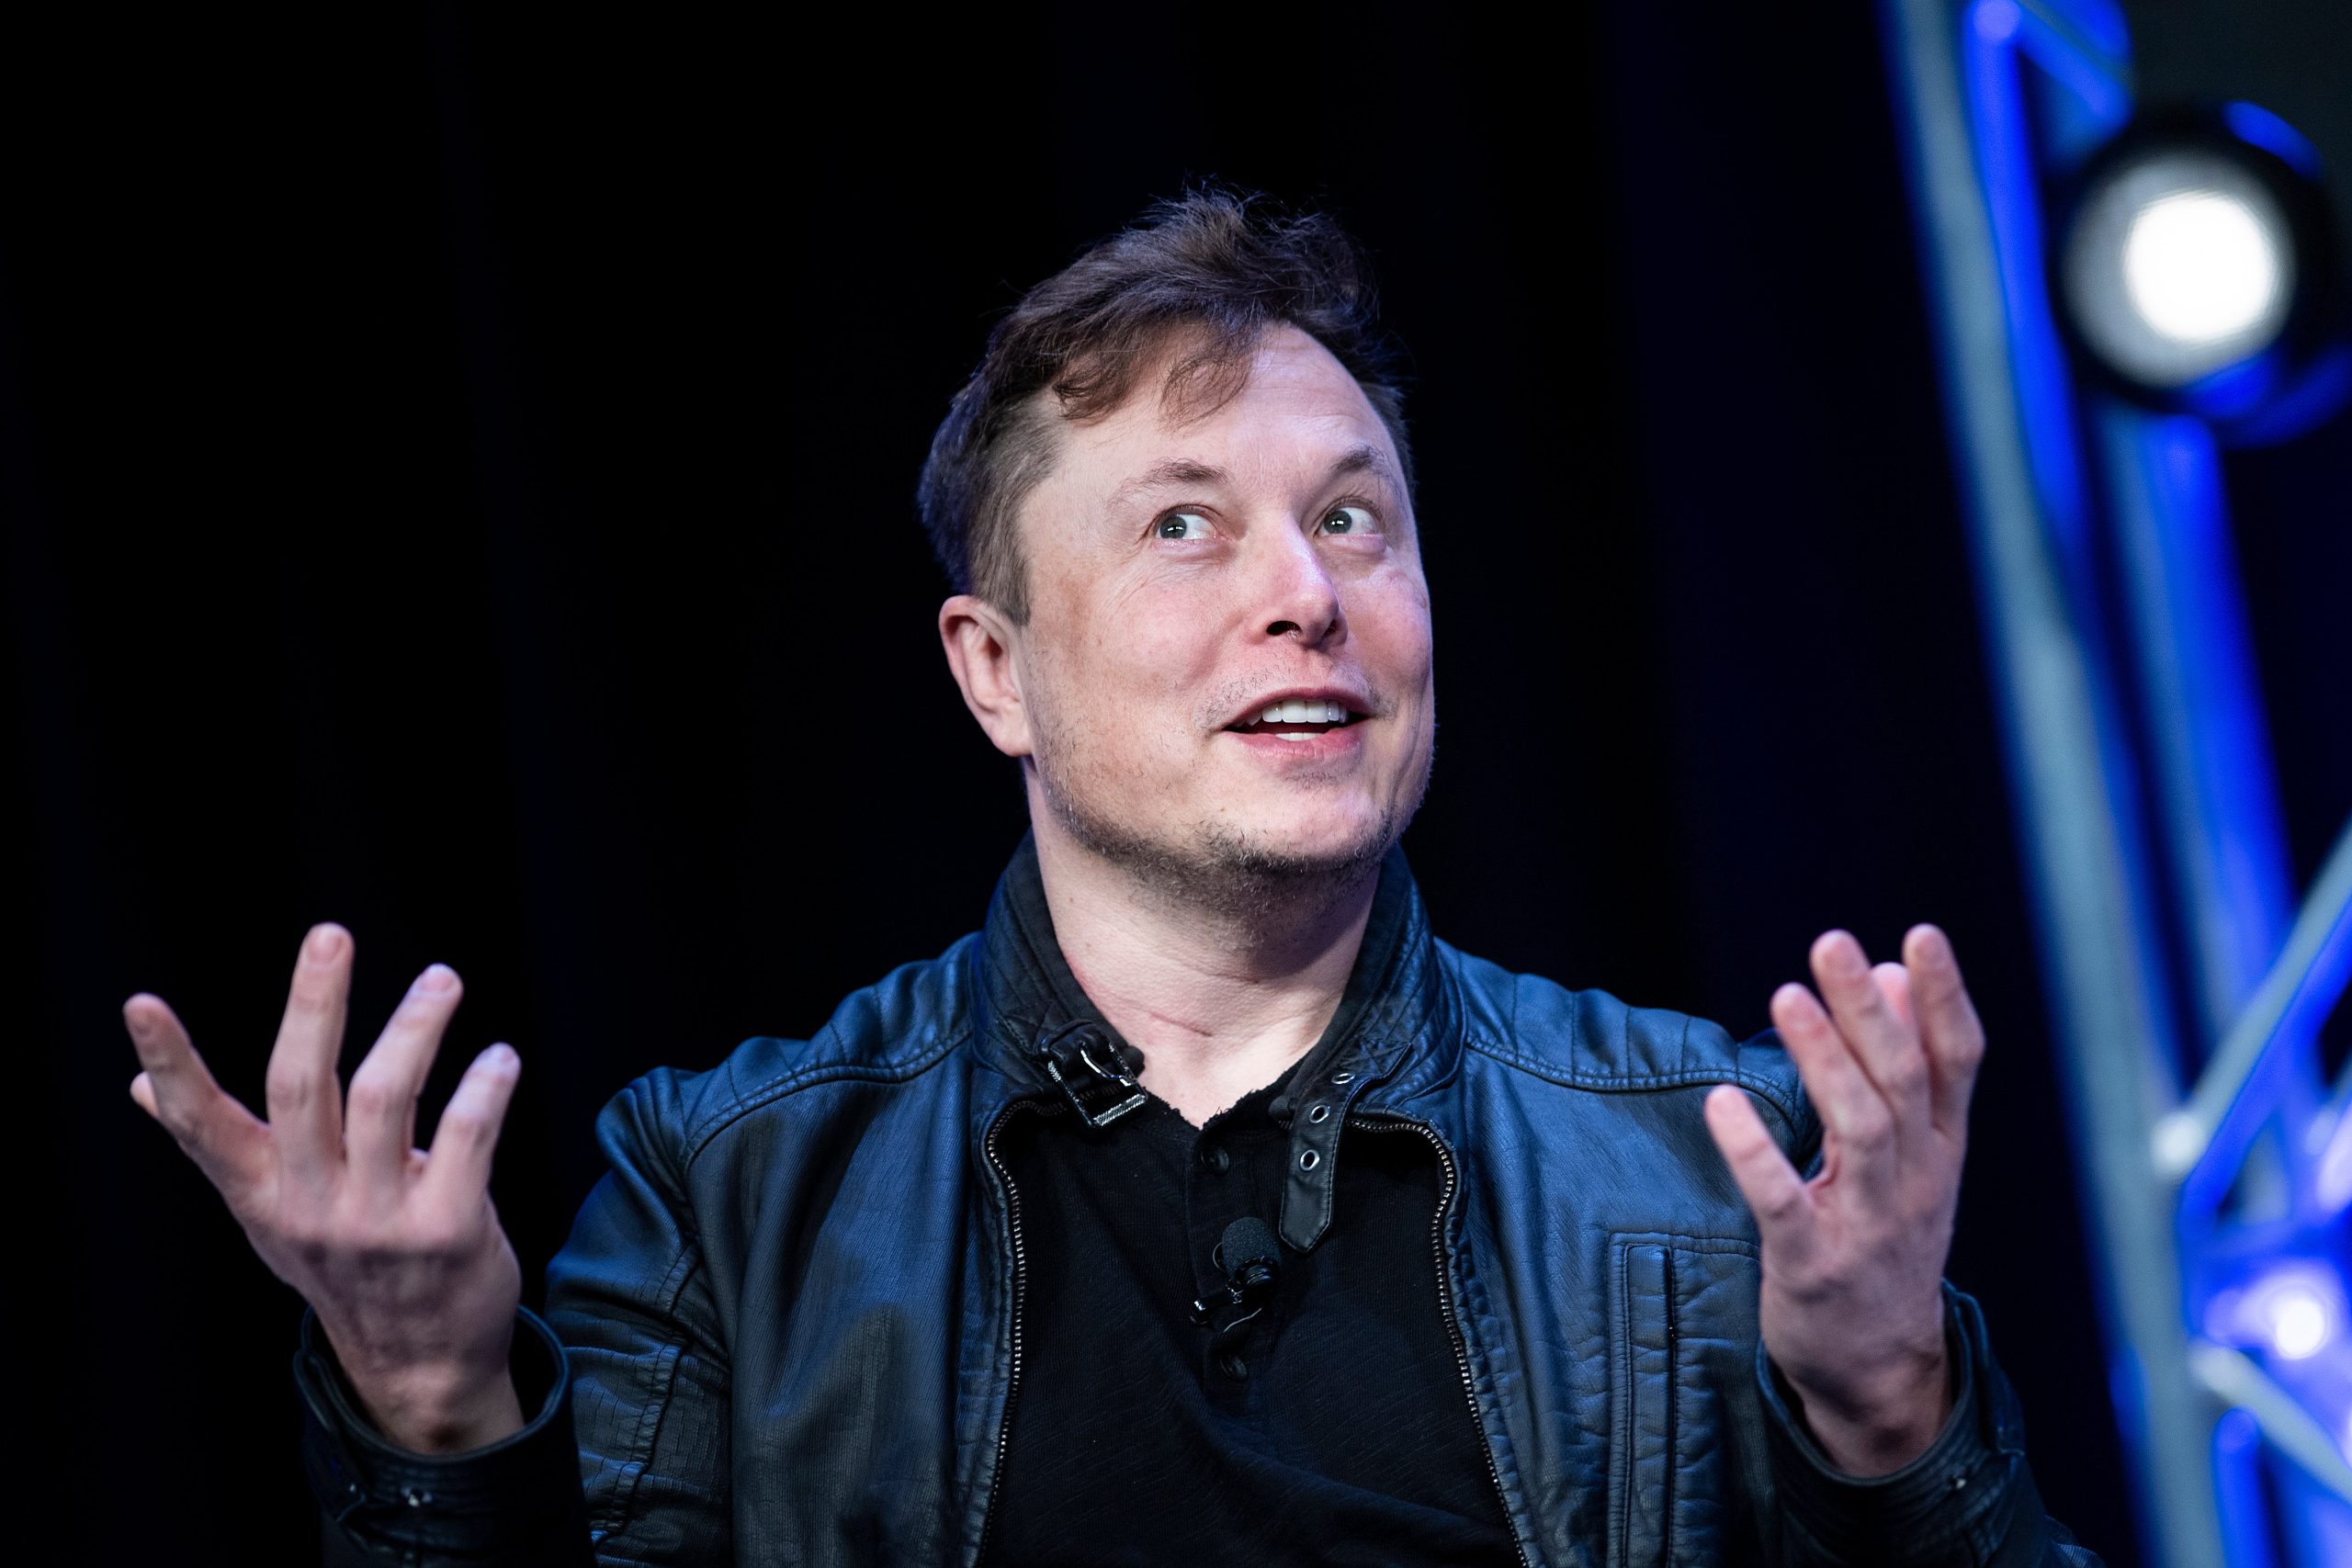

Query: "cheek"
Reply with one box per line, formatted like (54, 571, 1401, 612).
(1084, 578, 1228, 707)
(1034, 592, 1219, 768)
(1350, 574, 1436, 690)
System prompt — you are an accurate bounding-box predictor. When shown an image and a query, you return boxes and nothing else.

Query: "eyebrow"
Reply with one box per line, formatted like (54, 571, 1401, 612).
(1105, 444, 1396, 514)
(1106, 458, 1227, 514)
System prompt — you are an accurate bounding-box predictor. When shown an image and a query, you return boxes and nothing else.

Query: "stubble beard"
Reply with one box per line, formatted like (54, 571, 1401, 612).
(1032, 725, 1434, 939)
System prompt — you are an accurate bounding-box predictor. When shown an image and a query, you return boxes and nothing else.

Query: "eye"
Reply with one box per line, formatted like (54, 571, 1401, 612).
(1156, 511, 1212, 540)
(1319, 504, 1379, 536)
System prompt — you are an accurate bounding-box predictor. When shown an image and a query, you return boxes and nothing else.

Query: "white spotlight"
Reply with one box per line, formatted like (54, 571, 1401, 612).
(2267, 1286, 2331, 1360)
(2063, 152, 2297, 389)
(2122, 189, 2283, 345)
(2212, 1263, 2348, 1363)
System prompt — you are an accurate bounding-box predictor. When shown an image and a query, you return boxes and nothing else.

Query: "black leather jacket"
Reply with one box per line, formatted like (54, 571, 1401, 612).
(298, 839, 2101, 1565)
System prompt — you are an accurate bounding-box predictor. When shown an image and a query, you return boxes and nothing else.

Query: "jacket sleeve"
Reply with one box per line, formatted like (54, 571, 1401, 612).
(1757, 1282, 2104, 1566)
(297, 1303, 594, 1566)
(296, 1066, 735, 1564)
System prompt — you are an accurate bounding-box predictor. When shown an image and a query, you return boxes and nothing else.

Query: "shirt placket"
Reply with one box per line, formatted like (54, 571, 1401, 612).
(1184, 1100, 1286, 1406)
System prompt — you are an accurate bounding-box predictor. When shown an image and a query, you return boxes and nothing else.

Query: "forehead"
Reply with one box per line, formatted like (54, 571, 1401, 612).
(1046, 324, 1397, 499)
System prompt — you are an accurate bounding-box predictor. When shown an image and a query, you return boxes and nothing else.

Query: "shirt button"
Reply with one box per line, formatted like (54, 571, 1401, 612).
(1198, 1143, 1231, 1173)
(1217, 1352, 1249, 1382)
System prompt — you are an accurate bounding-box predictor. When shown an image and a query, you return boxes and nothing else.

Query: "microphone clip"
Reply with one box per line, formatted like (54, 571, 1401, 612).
(1191, 1218, 1281, 1330)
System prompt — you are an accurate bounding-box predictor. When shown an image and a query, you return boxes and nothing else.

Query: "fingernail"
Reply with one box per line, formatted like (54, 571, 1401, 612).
(307, 925, 345, 963)
(417, 963, 458, 995)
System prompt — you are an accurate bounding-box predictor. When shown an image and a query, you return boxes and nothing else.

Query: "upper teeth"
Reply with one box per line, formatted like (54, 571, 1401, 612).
(1260, 700, 1350, 725)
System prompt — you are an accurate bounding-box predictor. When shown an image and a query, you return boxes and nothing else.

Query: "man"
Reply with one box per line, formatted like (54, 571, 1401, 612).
(125, 190, 2099, 1564)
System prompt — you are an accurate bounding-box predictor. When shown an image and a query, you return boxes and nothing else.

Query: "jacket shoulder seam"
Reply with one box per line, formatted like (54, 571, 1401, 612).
(1462, 1033, 1805, 1134)
(678, 1024, 971, 1168)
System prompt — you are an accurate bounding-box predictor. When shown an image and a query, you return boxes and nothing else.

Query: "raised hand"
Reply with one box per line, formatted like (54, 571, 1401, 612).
(1702, 924, 1985, 1476)
(124, 923, 528, 1454)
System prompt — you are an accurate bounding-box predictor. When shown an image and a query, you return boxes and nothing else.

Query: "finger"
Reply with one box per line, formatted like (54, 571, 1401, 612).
(1703, 1085, 1818, 1260)
(1808, 931, 1930, 1148)
(1873, 962, 1916, 1033)
(345, 964, 464, 1186)
(124, 994, 271, 1198)
(1770, 979, 1899, 1179)
(1904, 923, 1986, 1143)
(266, 923, 355, 1185)
(418, 1043, 522, 1213)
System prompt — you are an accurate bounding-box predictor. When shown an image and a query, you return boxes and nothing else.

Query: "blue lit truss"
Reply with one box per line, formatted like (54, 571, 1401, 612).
(1879, 1, 2352, 1563)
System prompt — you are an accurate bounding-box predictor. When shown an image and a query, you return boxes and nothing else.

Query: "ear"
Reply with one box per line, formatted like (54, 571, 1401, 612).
(939, 593, 1034, 759)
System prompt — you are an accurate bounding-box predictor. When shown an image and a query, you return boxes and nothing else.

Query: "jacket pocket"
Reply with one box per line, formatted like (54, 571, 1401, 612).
(1607, 1235, 1760, 1568)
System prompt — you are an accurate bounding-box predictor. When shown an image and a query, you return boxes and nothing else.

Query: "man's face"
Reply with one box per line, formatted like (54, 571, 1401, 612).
(994, 324, 1436, 895)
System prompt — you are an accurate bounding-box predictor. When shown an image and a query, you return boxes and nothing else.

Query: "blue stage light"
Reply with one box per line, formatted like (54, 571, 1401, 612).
(2205, 1261, 2349, 1363)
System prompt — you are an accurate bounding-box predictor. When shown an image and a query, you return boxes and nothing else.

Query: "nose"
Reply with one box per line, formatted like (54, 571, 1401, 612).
(1253, 525, 1344, 648)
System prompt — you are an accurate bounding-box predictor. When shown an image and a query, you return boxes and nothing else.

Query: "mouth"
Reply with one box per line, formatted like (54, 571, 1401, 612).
(1223, 697, 1365, 745)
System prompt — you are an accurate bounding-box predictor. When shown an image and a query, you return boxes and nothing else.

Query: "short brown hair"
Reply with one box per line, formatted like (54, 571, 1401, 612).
(917, 187, 1415, 623)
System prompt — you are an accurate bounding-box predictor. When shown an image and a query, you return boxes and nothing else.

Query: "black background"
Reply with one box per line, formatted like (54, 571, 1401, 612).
(10, 5, 2348, 1563)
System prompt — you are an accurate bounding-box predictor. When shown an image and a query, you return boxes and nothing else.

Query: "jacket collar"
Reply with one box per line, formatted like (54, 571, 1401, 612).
(965, 829, 1462, 1250)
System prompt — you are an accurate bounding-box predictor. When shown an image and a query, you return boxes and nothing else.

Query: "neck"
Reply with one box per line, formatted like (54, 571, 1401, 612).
(1028, 811, 1382, 1129)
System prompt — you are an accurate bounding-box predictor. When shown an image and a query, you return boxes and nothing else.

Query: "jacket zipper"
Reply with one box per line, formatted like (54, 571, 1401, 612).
(972, 1097, 1045, 1564)
(1661, 1248, 1678, 1556)
(1351, 1113, 1537, 1568)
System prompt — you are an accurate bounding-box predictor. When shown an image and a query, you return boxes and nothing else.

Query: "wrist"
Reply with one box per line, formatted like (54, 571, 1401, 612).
(1781, 1336, 1951, 1476)
(346, 1357, 526, 1454)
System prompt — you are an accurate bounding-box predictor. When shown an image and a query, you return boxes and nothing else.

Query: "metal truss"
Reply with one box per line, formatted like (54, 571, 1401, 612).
(1879, 1, 2352, 1563)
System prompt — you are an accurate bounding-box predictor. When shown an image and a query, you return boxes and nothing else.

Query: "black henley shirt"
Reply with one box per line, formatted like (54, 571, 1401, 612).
(979, 846, 1521, 1566)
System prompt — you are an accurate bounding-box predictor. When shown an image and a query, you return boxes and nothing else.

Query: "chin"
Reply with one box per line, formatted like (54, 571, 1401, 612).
(1199, 796, 1399, 874)
(1039, 741, 1430, 908)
